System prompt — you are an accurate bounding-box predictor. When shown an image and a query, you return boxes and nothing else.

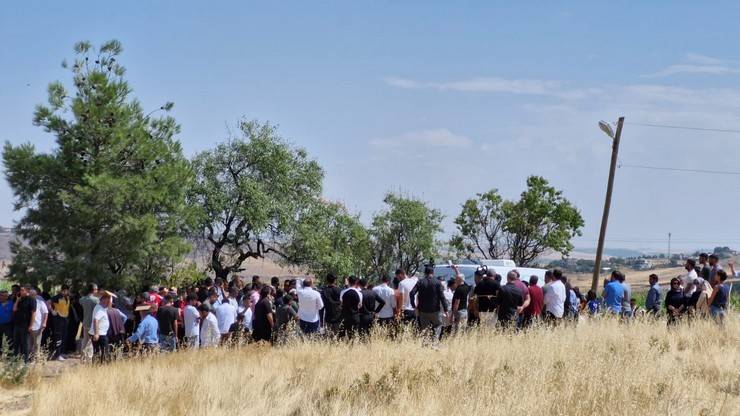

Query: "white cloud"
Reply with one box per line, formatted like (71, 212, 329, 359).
(370, 129, 472, 149)
(384, 76, 599, 99)
(643, 53, 740, 77)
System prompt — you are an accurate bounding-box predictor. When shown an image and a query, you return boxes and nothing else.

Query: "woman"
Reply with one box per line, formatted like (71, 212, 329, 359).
(664, 278, 685, 326)
(689, 278, 711, 318)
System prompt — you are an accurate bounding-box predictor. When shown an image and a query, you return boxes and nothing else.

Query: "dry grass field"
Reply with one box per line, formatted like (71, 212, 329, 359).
(26, 316, 740, 416)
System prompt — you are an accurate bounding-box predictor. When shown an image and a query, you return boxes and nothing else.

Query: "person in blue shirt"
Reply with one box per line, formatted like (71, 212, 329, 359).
(128, 304, 159, 353)
(603, 271, 625, 314)
(586, 289, 600, 315)
(0, 289, 14, 352)
(644, 274, 662, 315)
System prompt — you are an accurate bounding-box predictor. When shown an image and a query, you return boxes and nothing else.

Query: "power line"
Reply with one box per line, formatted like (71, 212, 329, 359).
(628, 121, 740, 134)
(619, 163, 740, 176)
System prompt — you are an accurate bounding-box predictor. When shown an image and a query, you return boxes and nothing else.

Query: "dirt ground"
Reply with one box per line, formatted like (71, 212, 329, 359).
(0, 357, 82, 416)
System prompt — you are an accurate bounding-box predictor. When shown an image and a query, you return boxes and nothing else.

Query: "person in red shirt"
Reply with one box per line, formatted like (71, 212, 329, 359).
(522, 275, 544, 328)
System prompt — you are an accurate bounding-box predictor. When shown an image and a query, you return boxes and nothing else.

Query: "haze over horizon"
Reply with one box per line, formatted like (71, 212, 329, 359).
(2, 2, 740, 255)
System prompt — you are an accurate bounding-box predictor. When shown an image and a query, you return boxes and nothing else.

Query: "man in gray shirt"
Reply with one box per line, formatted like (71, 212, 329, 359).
(644, 274, 661, 315)
(79, 283, 99, 360)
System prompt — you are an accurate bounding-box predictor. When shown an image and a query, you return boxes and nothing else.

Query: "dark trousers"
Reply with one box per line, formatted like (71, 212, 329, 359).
(0, 322, 12, 352)
(50, 315, 68, 359)
(12, 325, 30, 363)
(402, 310, 417, 325)
(341, 315, 359, 339)
(92, 335, 110, 364)
(359, 313, 375, 336)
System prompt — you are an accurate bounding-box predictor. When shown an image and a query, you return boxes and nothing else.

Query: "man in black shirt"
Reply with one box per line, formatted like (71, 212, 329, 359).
(452, 273, 471, 332)
(156, 295, 179, 352)
(473, 270, 500, 328)
(498, 271, 524, 328)
(321, 274, 342, 336)
(340, 276, 362, 340)
(252, 286, 274, 343)
(359, 278, 386, 337)
(12, 284, 36, 363)
(410, 265, 448, 338)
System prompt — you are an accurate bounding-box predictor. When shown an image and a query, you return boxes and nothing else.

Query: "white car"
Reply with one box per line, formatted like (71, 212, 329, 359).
(433, 261, 548, 287)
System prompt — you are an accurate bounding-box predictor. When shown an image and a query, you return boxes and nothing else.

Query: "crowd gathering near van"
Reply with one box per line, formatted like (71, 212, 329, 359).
(0, 254, 734, 364)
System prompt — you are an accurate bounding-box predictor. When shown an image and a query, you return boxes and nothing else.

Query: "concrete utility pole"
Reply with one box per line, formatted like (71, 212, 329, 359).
(591, 117, 625, 293)
(668, 232, 671, 259)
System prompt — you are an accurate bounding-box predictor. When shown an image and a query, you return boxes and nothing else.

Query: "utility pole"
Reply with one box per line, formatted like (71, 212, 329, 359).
(591, 117, 625, 293)
(668, 232, 671, 259)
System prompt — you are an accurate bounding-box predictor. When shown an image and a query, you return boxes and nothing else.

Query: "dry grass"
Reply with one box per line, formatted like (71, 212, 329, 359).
(32, 317, 740, 416)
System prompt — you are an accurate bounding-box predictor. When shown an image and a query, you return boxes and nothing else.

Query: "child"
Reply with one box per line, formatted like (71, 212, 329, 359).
(586, 290, 600, 315)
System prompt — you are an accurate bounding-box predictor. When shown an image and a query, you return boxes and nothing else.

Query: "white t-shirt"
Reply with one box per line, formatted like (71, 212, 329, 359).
(200, 312, 221, 347)
(399, 277, 418, 311)
(89, 304, 110, 335)
(683, 269, 698, 295)
(183, 305, 200, 338)
(544, 280, 566, 318)
(215, 302, 237, 334)
(297, 287, 324, 323)
(373, 284, 396, 319)
(238, 306, 253, 331)
(340, 287, 363, 307)
(32, 298, 48, 331)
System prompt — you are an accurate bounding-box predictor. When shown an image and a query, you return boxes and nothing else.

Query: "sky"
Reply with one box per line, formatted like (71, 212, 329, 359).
(2, 1, 740, 254)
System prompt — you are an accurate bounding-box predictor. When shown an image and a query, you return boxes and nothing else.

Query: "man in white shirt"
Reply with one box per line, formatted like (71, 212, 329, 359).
(90, 292, 112, 363)
(543, 271, 566, 321)
(215, 298, 237, 340)
(297, 278, 324, 335)
(683, 259, 699, 296)
(199, 304, 221, 348)
(397, 269, 418, 324)
(183, 294, 200, 349)
(29, 289, 48, 361)
(372, 275, 397, 325)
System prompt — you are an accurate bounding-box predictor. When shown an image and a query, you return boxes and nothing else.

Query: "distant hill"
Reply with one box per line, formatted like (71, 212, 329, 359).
(574, 247, 645, 258)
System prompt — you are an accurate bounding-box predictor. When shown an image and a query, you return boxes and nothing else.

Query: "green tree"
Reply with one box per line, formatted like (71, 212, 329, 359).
(452, 176, 584, 266)
(370, 193, 443, 278)
(283, 200, 372, 279)
(3, 40, 193, 291)
(188, 120, 323, 280)
(503, 176, 584, 266)
(450, 189, 507, 260)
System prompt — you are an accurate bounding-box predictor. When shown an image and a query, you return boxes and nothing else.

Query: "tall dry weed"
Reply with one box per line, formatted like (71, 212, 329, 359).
(32, 316, 740, 416)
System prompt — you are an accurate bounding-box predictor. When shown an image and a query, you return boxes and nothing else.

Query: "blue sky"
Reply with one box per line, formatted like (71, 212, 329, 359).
(2, 1, 740, 253)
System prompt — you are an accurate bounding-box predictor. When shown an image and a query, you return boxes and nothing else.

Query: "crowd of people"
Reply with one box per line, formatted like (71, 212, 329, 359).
(0, 255, 734, 365)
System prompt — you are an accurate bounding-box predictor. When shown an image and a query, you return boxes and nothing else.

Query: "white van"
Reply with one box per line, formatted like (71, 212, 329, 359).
(433, 261, 548, 287)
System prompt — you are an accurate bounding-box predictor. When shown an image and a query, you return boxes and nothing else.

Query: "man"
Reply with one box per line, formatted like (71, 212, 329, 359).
(397, 269, 418, 324)
(90, 292, 112, 363)
(473, 270, 500, 328)
(450, 270, 470, 332)
(707, 254, 723, 283)
(79, 283, 99, 360)
(645, 274, 662, 315)
(49, 285, 71, 360)
(698, 253, 710, 280)
(321, 274, 343, 335)
(603, 271, 625, 315)
(544, 270, 566, 322)
(409, 265, 448, 339)
(274, 294, 298, 343)
(29, 288, 48, 362)
(510, 270, 531, 325)
(616, 272, 632, 318)
(297, 278, 324, 335)
(183, 294, 200, 349)
(682, 259, 698, 296)
(197, 303, 220, 348)
(128, 304, 159, 353)
(215, 293, 237, 343)
(372, 275, 396, 326)
(157, 295, 180, 352)
(498, 271, 524, 328)
(12, 284, 36, 363)
(251, 286, 274, 343)
(359, 278, 386, 336)
(522, 275, 544, 327)
(340, 276, 362, 339)
(0, 289, 13, 352)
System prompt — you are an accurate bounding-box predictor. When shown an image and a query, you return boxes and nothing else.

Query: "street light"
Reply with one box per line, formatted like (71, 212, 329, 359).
(591, 117, 625, 293)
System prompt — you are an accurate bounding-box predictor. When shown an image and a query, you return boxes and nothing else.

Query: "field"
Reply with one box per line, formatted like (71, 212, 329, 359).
(13, 316, 739, 416)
